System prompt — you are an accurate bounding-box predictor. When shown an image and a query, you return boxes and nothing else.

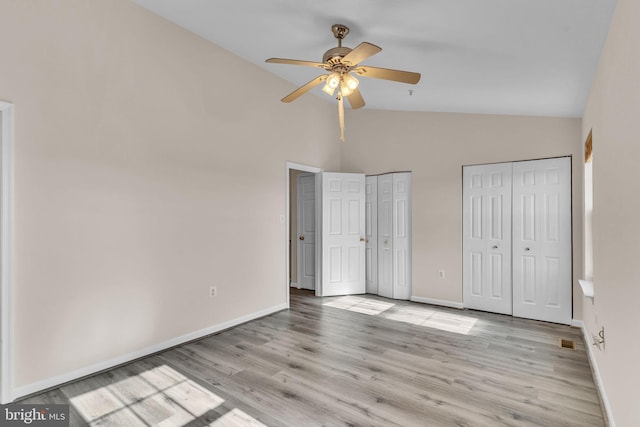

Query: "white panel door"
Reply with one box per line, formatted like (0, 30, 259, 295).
(463, 163, 513, 314)
(321, 172, 366, 296)
(377, 174, 393, 299)
(297, 173, 316, 290)
(365, 176, 378, 294)
(512, 157, 572, 324)
(392, 173, 412, 300)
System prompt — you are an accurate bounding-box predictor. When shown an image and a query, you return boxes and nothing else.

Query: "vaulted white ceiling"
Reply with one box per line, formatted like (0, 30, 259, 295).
(133, 0, 616, 117)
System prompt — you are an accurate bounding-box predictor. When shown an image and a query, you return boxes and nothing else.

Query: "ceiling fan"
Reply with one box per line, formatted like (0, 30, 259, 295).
(266, 24, 421, 141)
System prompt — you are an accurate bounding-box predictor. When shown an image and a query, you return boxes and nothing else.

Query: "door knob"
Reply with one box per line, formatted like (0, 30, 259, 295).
(525, 247, 530, 251)
(492, 245, 498, 249)
(299, 236, 305, 241)
(360, 237, 365, 242)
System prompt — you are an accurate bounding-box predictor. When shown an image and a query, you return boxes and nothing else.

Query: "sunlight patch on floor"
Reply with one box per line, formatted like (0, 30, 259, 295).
(325, 296, 478, 335)
(421, 311, 477, 335)
(209, 408, 268, 426)
(70, 364, 264, 426)
(323, 295, 395, 315)
(383, 306, 478, 334)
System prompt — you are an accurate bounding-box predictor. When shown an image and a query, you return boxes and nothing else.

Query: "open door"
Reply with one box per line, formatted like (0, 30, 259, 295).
(296, 173, 316, 290)
(320, 172, 366, 296)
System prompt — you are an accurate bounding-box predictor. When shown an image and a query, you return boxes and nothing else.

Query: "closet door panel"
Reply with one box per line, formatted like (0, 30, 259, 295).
(392, 173, 411, 300)
(463, 163, 513, 314)
(377, 175, 394, 299)
(512, 158, 571, 324)
(365, 176, 378, 294)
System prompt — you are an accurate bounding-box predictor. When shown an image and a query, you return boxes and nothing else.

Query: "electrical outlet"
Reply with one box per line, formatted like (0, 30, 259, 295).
(438, 270, 445, 279)
(209, 286, 217, 298)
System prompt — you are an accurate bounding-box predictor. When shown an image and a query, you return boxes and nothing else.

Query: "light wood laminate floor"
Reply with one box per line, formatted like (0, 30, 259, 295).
(22, 289, 605, 426)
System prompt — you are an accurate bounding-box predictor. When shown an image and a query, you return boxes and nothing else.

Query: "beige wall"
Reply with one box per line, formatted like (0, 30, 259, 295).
(341, 110, 583, 317)
(0, 1, 339, 389)
(581, 0, 640, 424)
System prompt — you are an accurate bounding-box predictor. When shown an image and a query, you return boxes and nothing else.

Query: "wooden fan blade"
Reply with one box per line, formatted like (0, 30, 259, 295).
(281, 75, 328, 103)
(265, 58, 328, 69)
(346, 87, 365, 109)
(354, 65, 421, 84)
(342, 42, 382, 66)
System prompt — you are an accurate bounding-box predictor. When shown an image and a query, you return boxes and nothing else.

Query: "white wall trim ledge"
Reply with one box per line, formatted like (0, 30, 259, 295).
(411, 296, 464, 309)
(578, 279, 594, 300)
(12, 303, 288, 402)
(580, 323, 616, 427)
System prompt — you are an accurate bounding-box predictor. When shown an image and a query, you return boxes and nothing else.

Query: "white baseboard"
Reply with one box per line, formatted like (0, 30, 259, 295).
(12, 303, 288, 401)
(290, 282, 300, 288)
(571, 319, 584, 328)
(411, 296, 464, 309)
(580, 324, 616, 427)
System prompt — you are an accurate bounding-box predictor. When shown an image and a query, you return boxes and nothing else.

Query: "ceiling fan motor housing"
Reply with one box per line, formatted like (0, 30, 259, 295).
(323, 47, 353, 65)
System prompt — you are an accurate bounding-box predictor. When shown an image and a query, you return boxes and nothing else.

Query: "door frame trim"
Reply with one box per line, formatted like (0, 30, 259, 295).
(286, 162, 322, 307)
(0, 100, 15, 404)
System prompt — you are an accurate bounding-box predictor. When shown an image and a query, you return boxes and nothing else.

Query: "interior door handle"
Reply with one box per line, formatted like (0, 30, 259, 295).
(525, 247, 530, 251)
(299, 236, 304, 241)
(492, 245, 498, 249)
(360, 237, 365, 242)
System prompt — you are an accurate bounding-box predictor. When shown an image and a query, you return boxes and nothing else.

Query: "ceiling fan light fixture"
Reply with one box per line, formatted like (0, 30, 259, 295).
(343, 73, 359, 90)
(339, 84, 353, 97)
(322, 81, 336, 96)
(337, 73, 359, 97)
(322, 72, 341, 96)
(327, 72, 340, 88)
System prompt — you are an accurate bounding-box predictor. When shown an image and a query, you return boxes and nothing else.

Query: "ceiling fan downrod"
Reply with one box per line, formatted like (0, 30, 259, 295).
(324, 25, 353, 65)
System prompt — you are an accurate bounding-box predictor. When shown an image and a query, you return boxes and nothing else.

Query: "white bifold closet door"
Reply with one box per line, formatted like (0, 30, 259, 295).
(462, 163, 513, 315)
(365, 176, 378, 294)
(463, 157, 572, 324)
(512, 158, 572, 324)
(377, 174, 394, 298)
(368, 172, 412, 300)
(391, 173, 411, 300)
